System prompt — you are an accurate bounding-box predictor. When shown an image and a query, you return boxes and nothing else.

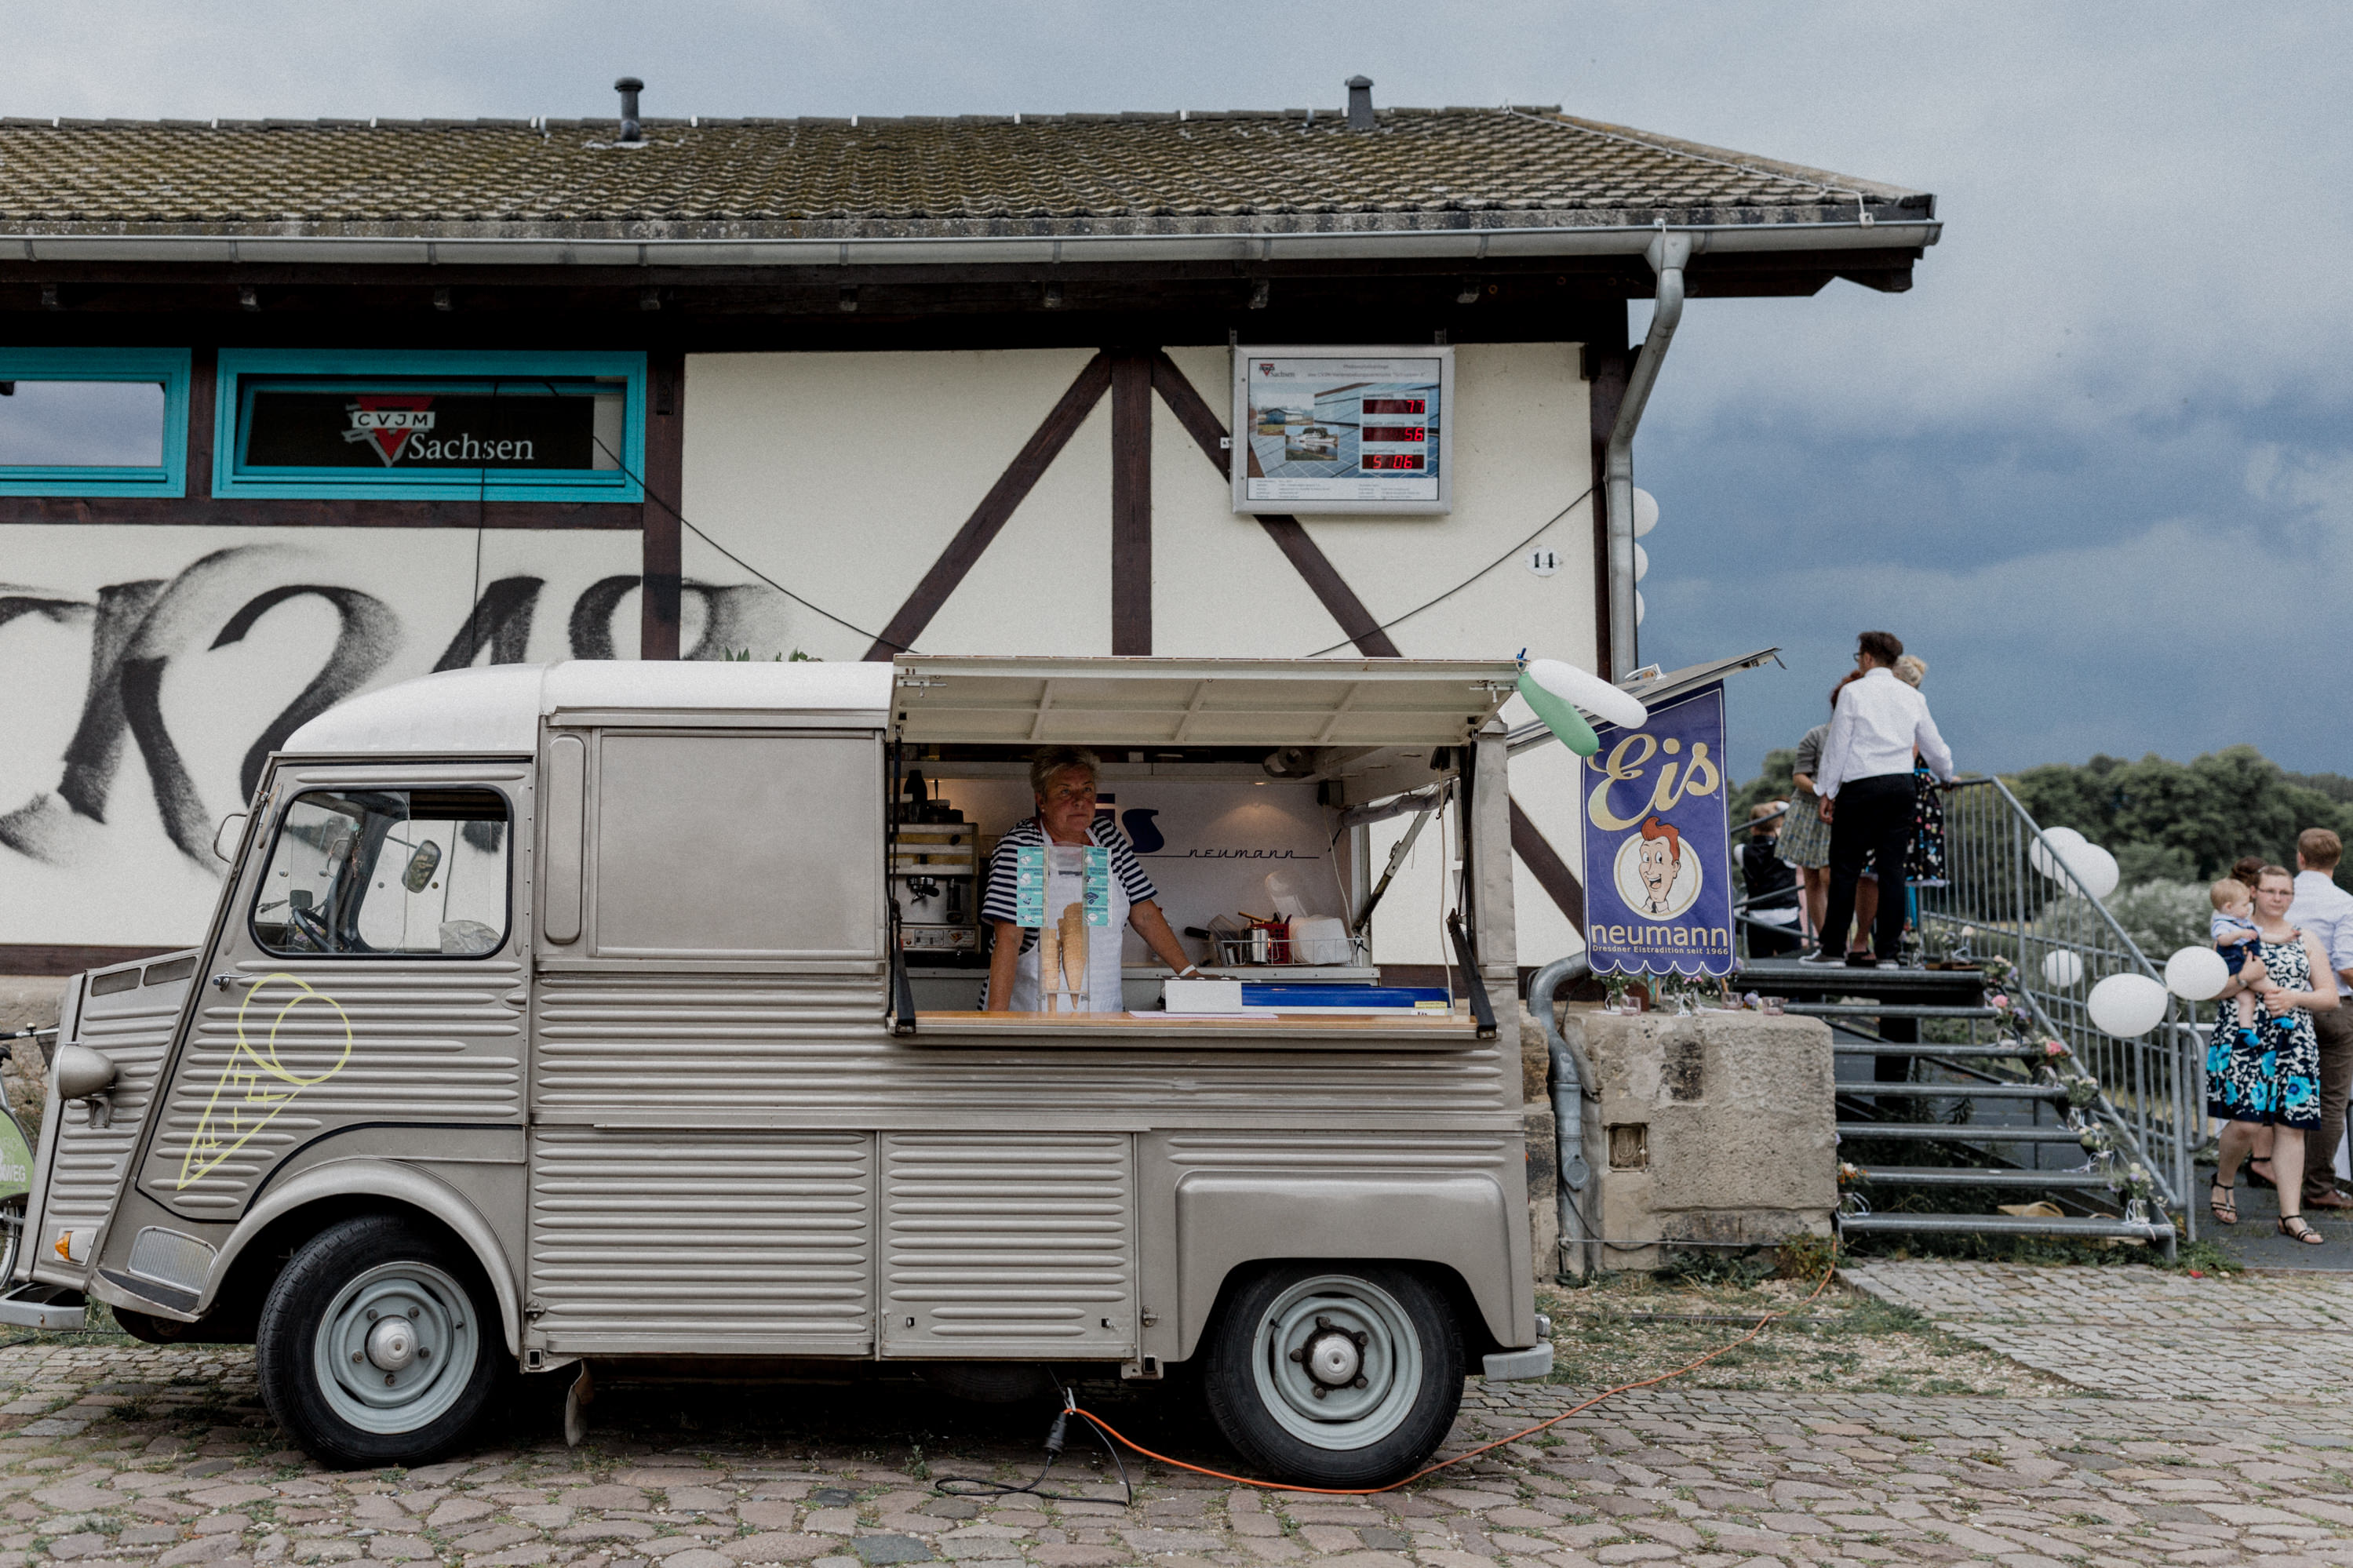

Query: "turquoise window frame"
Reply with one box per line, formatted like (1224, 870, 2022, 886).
(213, 349, 646, 502)
(0, 347, 191, 497)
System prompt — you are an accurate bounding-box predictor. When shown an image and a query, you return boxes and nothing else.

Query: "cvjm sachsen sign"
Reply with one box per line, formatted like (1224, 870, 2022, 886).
(243, 388, 612, 471)
(1579, 682, 1734, 978)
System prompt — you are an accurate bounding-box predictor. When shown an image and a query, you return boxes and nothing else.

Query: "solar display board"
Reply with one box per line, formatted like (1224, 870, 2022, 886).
(1230, 346, 1453, 515)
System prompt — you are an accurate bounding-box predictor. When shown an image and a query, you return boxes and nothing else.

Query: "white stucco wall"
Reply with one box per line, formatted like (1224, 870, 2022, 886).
(0, 342, 1601, 962)
(683, 342, 1597, 967)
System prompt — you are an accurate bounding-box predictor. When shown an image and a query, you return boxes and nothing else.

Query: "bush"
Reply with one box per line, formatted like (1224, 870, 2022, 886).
(1775, 1229, 1840, 1282)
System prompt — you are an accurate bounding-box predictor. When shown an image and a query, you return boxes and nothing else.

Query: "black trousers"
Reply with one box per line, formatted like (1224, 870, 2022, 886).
(1821, 772, 1914, 959)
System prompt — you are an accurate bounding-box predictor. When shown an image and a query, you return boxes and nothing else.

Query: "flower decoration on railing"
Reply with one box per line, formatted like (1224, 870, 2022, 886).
(1838, 1161, 1867, 1186)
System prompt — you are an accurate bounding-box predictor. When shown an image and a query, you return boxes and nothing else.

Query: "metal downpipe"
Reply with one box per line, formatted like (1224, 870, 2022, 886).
(1605, 231, 1692, 676)
(1528, 955, 1596, 1278)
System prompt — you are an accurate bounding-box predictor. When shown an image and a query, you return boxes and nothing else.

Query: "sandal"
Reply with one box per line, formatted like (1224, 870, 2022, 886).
(2279, 1216, 2326, 1246)
(2210, 1181, 2237, 1225)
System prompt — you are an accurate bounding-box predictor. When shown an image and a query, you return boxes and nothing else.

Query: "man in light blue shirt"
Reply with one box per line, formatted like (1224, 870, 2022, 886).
(2289, 828, 2353, 1210)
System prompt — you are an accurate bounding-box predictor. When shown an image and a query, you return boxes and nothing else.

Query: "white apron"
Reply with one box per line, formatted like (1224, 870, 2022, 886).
(1008, 840, 1130, 1013)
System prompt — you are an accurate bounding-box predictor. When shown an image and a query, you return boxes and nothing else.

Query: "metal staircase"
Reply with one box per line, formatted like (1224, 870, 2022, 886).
(1739, 776, 2197, 1257)
(1741, 962, 2177, 1257)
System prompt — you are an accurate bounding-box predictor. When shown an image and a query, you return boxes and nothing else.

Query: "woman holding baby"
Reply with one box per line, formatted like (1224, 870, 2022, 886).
(2207, 865, 2339, 1244)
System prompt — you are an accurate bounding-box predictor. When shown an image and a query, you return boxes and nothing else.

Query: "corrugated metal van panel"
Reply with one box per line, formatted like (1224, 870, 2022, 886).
(42, 972, 188, 1235)
(1164, 1131, 1517, 1173)
(534, 971, 1507, 1119)
(530, 1127, 873, 1352)
(140, 962, 524, 1216)
(881, 1133, 1134, 1356)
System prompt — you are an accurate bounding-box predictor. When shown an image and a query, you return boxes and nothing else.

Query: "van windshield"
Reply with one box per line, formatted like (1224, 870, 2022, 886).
(252, 788, 509, 958)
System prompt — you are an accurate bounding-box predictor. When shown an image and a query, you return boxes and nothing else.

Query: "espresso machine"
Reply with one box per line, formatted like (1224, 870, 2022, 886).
(891, 771, 978, 956)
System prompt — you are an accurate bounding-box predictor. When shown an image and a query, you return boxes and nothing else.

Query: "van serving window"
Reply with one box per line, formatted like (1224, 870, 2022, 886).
(251, 788, 511, 959)
(213, 349, 644, 502)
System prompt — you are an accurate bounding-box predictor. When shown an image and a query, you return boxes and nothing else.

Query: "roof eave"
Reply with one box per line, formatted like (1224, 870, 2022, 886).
(0, 213, 1939, 268)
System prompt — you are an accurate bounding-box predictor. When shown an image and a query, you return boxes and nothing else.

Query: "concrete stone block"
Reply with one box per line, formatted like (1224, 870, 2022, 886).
(1560, 1006, 1834, 1271)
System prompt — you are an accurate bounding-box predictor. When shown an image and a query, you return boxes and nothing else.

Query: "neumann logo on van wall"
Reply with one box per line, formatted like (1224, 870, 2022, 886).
(177, 973, 355, 1190)
(343, 396, 538, 467)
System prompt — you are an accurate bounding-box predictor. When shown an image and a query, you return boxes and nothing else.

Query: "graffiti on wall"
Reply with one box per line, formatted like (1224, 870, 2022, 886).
(0, 528, 791, 945)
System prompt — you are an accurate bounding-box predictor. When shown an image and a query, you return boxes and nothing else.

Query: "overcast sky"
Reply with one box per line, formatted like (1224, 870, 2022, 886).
(11, 0, 2348, 781)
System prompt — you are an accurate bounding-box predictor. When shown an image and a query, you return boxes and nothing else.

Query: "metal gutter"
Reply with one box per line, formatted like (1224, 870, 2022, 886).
(0, 219, 1939, 268)
(1605, 232, 1688, 676)
(1528, 954, 1596, 1279)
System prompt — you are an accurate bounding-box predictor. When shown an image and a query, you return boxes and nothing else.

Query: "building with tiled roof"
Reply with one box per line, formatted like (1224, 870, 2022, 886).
(0, 78, 1938, 975)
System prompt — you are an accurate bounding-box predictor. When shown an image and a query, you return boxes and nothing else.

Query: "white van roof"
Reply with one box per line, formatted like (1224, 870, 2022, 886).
(284, 661, 898, 755)
(284, 655, 1526, 755)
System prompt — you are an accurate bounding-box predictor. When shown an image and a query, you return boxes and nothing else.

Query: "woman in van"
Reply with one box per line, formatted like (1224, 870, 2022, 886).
(981, 746, 1204, 1011)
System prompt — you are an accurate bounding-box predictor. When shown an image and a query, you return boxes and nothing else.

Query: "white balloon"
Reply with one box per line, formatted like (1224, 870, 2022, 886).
(1632, 487, 1659, 538)
(1526, 658, 1648, 730)
(2164, 945, 2231, 1002)
(2060, 842, 2120, 901)
(1634, 590, 1646, 625)
(2086, 973, 2169, 1038)
(1634, 542, 1649, 582)
(2029, 825, 2088, 880)
(2041, 951, 2084, 988)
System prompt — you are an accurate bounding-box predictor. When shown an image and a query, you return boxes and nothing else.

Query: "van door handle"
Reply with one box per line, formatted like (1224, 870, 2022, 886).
(210, 974, 250, 991)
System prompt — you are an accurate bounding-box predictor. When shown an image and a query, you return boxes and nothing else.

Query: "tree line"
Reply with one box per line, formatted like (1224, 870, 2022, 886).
(1732, 744, 2353, 894)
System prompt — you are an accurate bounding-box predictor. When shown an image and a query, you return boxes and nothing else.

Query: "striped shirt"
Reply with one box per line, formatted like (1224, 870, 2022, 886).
(982, 816, 1159, 955)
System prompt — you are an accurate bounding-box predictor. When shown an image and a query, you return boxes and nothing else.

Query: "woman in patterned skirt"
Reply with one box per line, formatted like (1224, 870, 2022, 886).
(1778, 673, 1860, 947)
(2208, 866, 2340, 1243)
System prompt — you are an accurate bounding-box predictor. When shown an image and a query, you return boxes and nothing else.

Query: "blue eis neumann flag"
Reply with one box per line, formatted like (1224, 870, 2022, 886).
(1579, 682, 1735, 977)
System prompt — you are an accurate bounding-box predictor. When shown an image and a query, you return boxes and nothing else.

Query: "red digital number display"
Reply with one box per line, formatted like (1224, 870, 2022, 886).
(1362, 398, 1426, 415)
(1360, 453, 1427, 471)
(1360, 426, 1426, 444)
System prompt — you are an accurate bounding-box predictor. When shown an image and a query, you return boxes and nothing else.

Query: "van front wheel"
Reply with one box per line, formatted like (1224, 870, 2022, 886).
(257, 1216, 505, 1468)
(1200, 1263, 1463, 1488)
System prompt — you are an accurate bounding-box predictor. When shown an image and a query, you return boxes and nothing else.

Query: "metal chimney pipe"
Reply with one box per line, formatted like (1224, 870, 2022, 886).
(614, 77, 644, 144)
(1346, 75, 1375, 131)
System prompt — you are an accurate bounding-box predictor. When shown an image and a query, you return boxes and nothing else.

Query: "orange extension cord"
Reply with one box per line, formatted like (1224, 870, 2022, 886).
(1067, 1243, 1844, 1498)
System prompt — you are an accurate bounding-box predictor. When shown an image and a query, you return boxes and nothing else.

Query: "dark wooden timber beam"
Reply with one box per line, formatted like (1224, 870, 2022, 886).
(1147, 351, 1401, 659)
(863, 351, 1113, 659)
(1510, 798, 1586, 933)
(1583, 319, 1630, 680)
(1109, 351, 1153, 654)
(639, 349, 684, 659)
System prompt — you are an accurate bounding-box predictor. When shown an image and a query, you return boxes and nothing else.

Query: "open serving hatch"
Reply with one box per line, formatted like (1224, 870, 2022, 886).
(885, 656, 1525, 1045)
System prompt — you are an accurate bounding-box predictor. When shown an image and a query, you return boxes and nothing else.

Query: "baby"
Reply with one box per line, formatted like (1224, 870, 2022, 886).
(2209, 878, 2277, 1035)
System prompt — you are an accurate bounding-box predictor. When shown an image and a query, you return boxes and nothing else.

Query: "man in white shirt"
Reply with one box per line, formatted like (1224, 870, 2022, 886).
(2290, 828, 2353, 1210)
(1805, 631, 1957, 967)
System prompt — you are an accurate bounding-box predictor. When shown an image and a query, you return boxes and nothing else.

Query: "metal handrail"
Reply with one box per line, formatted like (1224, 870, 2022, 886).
(1914, 776, 2197, 1239)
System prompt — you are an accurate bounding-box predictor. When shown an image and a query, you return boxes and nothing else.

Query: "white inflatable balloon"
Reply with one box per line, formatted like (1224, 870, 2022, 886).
(1632, 487, 1659, 539)
(2087, 973, 2169, 1038)
(1634, 542, 1649, 582)
(1634, 590, 1646, 626)
(1524, 658, 1649, 732)
(2060, 842, 2121, 901)
(2042, 950, 2085, 988)
(2164, 945, 2231, 1002)
(2029, 826, 2086, 880)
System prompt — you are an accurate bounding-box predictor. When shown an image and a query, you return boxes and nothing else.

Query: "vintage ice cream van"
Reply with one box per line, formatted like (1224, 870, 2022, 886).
(3, 656, 1553, 1483)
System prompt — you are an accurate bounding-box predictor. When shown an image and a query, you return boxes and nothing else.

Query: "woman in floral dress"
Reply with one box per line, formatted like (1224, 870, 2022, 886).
(2208, 866, 2340, 1243)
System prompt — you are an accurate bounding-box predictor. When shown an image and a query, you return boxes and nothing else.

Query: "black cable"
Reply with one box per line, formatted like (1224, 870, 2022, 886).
(1300, 484, 1596, 658)
(539, 379, 909, 652)
(933, 1384, 1133, 1506)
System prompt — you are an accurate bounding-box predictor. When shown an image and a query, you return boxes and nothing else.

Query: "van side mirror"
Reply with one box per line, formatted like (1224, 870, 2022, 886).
(402, 840, 443, 893)
(210, 813, 248, 864)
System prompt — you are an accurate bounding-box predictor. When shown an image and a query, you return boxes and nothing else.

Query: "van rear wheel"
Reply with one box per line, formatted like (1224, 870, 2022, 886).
(1200, 1263, 1462, 1488)
(257, 1216, 504, 1468)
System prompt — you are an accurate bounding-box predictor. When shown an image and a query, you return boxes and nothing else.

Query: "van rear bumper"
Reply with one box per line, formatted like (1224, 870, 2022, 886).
(0, 1283, 86, 1331)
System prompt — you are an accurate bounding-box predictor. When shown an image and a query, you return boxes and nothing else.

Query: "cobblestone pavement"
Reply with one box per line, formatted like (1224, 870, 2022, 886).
(1841, 1261, 2353, 1404)
(0, 1261, 2348, 1568)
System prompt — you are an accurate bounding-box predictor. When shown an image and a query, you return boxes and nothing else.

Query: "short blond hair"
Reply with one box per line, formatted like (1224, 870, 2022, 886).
(1893, 654, 1928, 689)
(2210, 878, 2251, 911)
